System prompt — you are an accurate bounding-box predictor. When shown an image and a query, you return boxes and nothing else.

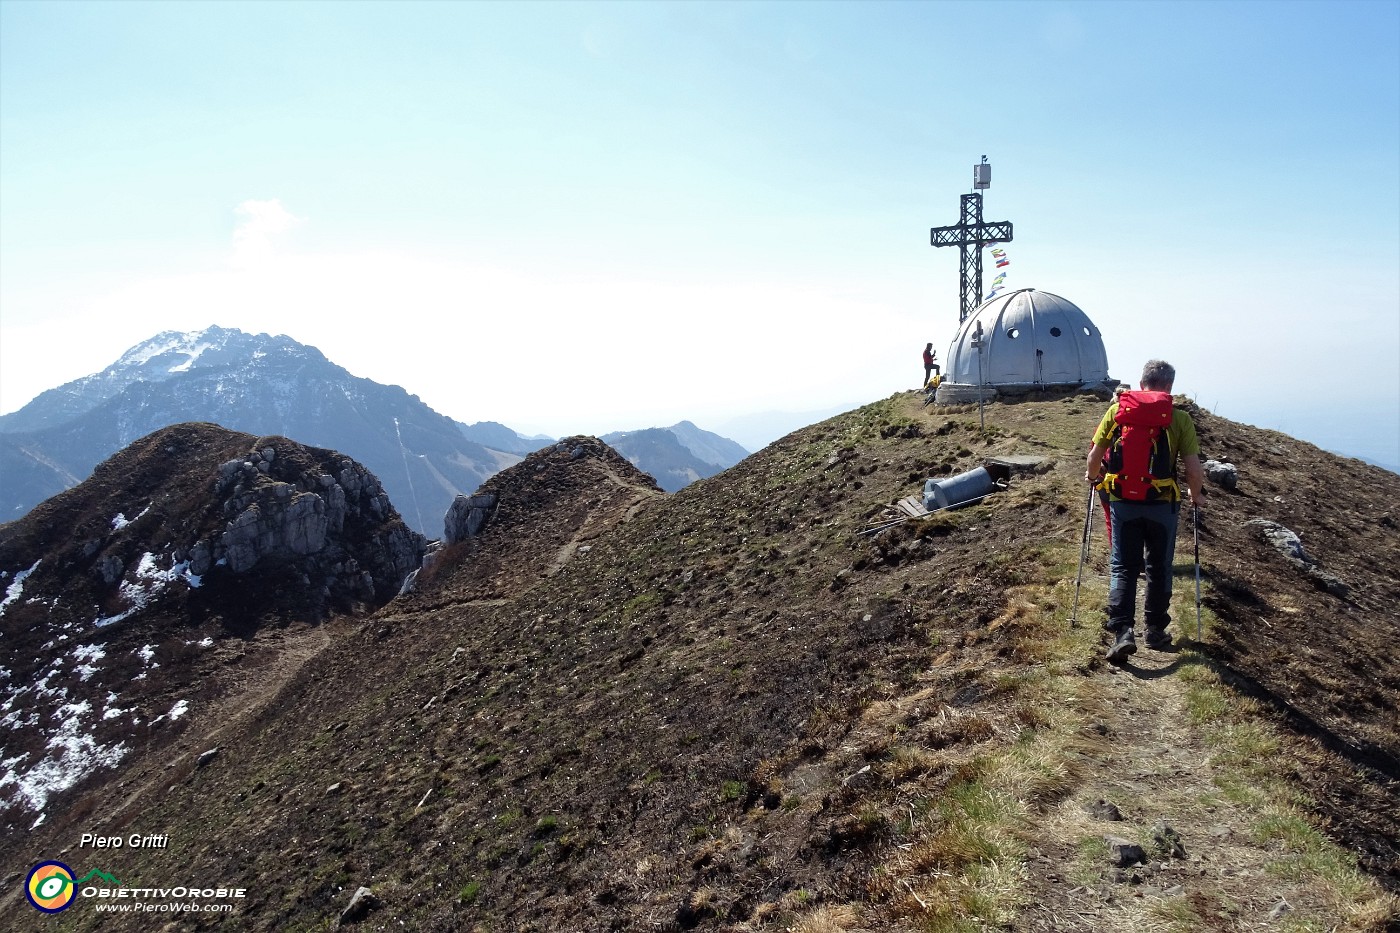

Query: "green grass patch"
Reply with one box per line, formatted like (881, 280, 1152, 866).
(1147, 896, 1206, 931)
(1166, 622, 1400, 926)
(622, 591, 662, 619)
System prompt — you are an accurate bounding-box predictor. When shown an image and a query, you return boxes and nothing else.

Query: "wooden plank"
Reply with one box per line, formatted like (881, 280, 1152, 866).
(987, 455, 1049, 470)
(896, 495, 929, 518)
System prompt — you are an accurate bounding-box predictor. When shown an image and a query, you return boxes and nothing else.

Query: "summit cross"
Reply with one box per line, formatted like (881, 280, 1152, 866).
(931, 191, 1013, 324)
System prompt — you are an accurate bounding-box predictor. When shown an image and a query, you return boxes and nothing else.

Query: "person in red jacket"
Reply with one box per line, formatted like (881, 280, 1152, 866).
(922, 343, 940, 387)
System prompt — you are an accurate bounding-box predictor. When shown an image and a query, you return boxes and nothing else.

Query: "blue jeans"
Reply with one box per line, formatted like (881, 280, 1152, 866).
(1106, 500, 1179, 633)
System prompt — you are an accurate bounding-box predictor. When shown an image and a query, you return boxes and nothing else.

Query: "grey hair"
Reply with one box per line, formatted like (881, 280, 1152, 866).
(1141, 359, 1176, 391)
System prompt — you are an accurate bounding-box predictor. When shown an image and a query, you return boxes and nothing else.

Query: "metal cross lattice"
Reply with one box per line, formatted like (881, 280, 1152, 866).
(930, 193, 1013, 324)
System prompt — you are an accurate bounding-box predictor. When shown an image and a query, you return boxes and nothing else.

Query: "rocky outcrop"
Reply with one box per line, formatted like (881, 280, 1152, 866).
(444, 493, 498, 545)
(1244, 519, 1348, 598)
(0, 424, 427, 629)
(192, 439, 426, 606)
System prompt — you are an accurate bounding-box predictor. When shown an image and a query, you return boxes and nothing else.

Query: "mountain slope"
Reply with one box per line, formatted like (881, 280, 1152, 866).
(0, 327, 520, 536)
(0, 422, 424, 830)
(1, 393, 1395, 931)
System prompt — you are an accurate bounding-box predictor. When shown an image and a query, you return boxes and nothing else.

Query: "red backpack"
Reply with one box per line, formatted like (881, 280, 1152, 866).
(1103, 391, 1177, 502)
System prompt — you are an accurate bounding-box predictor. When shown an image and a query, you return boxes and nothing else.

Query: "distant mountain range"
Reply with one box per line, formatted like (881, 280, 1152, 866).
(602, 423, 749, 492)
(0, 327, 749, 534)
(456, 420, 555, 456)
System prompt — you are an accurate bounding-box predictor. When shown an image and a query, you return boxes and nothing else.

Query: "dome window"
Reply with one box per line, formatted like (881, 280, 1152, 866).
(1007, 327, 1021, 339)
(1050, 326, 1062, 337)
(1082, 326, 1092, 336)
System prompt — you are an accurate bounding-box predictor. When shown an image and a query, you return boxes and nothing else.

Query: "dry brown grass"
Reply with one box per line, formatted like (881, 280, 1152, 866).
(787, 903, 863, 933)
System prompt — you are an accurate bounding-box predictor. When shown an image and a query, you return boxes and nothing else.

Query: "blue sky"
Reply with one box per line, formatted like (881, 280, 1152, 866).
(2, 0, 1397, 465)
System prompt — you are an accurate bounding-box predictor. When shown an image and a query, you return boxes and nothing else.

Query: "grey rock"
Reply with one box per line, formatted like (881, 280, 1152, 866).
(325, 483, 347, 533)
(1246, 519, 1310, 563)
(1085, 798, 1123, 821)
(1104, 835, 1146, 868)
(842, 764, 875, 791)
(1203, 459, 1238, 490)
(1244, 519, 1349, 597)
(196, 748, 219, 769)
(223, 506, 264, 573)
(284, 493, 329, 554)
(188, 540, 213, 577)
(339, 886, 381, 926)
(1152, 822, 1187, 859)
(444, 494, 498, 544)
(338, 465, 362, 495)
(96, 554, 125, 585)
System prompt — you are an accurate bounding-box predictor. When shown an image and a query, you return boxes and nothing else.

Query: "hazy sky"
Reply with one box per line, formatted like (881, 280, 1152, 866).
(2, 1, 1397, 465)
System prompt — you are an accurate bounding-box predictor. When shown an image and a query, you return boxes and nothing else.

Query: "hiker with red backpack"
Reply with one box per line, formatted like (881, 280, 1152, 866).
(1084, 360, 1205, 662)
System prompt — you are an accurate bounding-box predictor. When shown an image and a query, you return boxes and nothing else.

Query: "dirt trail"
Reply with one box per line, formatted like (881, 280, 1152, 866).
(1018, 575, 1372, 932)
(546, 459, 662, 576)
(100, 624, 333, 827)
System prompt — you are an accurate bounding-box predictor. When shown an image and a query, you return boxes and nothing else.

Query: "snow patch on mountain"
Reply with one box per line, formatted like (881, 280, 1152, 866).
(0, 697, 131, 815)
(95, 552, 199, 628)
(0, 560, 41, 617)
(114, 326, 225, 371)
(111, 506, 149, 531)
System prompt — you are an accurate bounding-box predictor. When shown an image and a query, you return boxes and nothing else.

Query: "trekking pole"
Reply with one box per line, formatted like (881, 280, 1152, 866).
(1193, 504, 1203, 641)
(1070, 486, 1095, 627)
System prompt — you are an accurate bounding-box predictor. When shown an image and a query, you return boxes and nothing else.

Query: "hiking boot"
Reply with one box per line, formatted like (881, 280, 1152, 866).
(1145, 628, 1173, 650)
(1106, 629, 1137, 663)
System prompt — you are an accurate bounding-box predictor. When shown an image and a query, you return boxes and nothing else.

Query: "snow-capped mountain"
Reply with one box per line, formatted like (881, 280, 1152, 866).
(0, 327, 519, 536)
(0, 327, 298, 434)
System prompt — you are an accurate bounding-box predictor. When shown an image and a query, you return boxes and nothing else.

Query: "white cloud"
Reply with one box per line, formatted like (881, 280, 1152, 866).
(230, 198, 305, 270)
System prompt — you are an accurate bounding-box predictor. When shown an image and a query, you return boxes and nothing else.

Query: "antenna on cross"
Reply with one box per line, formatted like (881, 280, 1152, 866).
(931, 157, 1014, 323)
